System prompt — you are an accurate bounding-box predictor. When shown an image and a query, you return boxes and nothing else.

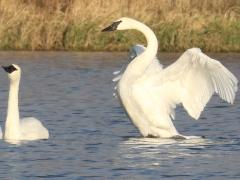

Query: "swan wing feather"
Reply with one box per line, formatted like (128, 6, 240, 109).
(151, 48, 238, 120)
(20, 117, 49, 140)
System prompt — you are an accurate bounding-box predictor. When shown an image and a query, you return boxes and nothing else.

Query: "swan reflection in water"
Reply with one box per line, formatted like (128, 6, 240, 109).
(116, 137, 215, 168)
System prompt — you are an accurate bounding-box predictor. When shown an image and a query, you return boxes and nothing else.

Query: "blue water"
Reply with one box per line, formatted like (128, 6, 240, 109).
(0, 52, 239, 179)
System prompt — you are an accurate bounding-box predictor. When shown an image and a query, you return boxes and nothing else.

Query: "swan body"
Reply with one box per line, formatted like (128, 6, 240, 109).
(1, 64, 49, 141)
(103, 17, 238, 139)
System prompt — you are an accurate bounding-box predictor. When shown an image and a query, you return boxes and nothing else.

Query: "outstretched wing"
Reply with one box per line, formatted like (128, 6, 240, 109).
(129, 44, 146, 60)
(148, 48, 238, 120)
(113, 44, 147, 82)
(113, 44, 162, 82)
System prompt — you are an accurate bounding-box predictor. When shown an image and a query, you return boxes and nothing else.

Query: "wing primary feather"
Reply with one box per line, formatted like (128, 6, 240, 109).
(147, 48, 237, 121)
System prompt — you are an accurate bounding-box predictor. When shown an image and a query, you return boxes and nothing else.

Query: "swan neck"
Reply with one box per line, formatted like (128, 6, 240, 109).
(135, 22, 158, 59)
(121, 21, 158, 79)
(4, 79, 20, 140)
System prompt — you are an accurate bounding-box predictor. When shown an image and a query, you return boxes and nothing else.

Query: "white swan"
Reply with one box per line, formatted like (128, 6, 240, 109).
(102, 17, 238, 139)
(0, 64, 49, 141)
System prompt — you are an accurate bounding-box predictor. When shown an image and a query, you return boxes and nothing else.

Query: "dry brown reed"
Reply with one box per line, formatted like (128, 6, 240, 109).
(0, 0, 239, 51)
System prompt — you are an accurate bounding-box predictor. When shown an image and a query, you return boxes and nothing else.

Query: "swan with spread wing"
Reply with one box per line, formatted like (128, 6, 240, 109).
(103, 17, 238, 139)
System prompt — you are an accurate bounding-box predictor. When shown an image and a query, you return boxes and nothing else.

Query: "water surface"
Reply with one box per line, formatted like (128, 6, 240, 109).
(0, 52, 239, 179)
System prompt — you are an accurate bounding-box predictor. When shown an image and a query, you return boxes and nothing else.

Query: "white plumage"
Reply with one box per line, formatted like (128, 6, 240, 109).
(1, 64, 49, 142)
(103, 17, 238, 139)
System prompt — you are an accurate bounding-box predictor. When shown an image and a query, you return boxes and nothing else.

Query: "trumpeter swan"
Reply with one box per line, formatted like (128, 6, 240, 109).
(1, 64, 49, 142)
(103, 17, 238, 139)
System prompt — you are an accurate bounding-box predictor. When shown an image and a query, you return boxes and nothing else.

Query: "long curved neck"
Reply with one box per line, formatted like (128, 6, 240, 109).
(4, 78, 20, 140)
(137, 22, 158, 61)
(126, 20, 158, 77)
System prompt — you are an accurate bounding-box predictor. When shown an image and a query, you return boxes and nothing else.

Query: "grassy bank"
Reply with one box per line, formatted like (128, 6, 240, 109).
(0, 0, 239, 52)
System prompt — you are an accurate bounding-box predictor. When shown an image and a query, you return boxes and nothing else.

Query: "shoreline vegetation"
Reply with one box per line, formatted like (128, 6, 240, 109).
(0, 0, 239, 52)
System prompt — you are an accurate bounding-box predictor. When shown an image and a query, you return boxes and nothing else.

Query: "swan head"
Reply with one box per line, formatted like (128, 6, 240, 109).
(2, 64, 21, 81)
(102, 17, 138, 31)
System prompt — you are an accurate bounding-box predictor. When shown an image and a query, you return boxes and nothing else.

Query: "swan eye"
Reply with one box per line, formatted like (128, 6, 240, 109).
(2, 65, 17, 74)
(102, 20, 122, 32)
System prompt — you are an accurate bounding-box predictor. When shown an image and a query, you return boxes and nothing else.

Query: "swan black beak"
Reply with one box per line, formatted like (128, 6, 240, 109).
(2, 65, 17, 74)
(2, 66, 9, 72)
(101, 21, 122, 32)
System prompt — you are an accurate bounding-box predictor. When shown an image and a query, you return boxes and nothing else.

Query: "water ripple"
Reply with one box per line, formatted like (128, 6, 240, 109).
(0, 52, 239, 179)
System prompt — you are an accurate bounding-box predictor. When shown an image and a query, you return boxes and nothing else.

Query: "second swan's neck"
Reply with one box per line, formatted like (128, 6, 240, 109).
(125, 20, 158, 77)
(4, 79, 20, 140)
(137, 21, 158, 60)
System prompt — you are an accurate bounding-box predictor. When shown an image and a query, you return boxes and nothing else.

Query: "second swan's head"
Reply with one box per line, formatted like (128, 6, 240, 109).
(2, 64, 21, 81)
(102, 17, 139, 32)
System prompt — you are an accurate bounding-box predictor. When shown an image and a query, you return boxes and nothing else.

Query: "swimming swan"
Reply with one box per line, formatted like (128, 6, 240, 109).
(0, 64, 49, 141)
(102, 17, 238, 139)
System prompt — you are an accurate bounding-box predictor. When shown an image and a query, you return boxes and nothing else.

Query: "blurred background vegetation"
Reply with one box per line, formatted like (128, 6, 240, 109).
(0, 0, 239, 52)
